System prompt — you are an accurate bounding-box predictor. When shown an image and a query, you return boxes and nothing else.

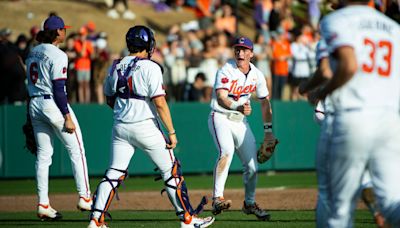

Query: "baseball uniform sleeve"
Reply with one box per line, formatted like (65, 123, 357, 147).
(146, 62, 166, 98)
(255, 69, 269, 99)
(214, 67, 230, 91)
(315, 39, 329, 64)
(50, 53, 68, 81)
(320, 14, 353, 53)
(103, 62, 119, 97)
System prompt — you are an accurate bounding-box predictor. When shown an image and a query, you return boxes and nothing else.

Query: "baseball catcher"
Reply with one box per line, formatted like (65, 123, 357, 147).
(257, 125, 278, 164)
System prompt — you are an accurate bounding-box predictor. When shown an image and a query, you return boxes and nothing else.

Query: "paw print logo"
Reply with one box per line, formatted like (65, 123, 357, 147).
(62, 67, 67, 74)
(221, 77, 229, 84)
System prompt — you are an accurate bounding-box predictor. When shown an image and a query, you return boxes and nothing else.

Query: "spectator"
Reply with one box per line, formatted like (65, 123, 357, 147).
(15, 34, 29, 63)
(199, 36, 219, 102)
(270, 31, 291, 100)
(92, 35, 111, 104)
(0, 28, 27, 104)
(74, 27, 94, 103)
(27, 26, 40, 54)
(106, 0, 136, 20)
(215, 32, 233, 67)
(269, 0, 282, 33)
(253, 32, 272, 96)
(61, 33, 78, 103)
(289, 29, 313, 101)
(194, 0, 215, 30)
(254, 0, 273, 44)
(183, 72, 207, 102)
(214, 3, 237, 38)
(162, 35, 186, 101)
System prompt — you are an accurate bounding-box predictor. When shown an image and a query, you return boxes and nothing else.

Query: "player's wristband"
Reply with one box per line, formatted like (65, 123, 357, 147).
(229, 101, 239, 110)
(264, 122, 272, 133)
(168, 130, 176, 135)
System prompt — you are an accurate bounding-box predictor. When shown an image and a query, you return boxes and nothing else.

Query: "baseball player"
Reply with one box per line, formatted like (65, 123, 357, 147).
(300, 39, 384, 228)
(208, 37, 277, 220)
(88, 25, 214, 228)
(318, 1, 400, 226)
(25, 16, 92, 221)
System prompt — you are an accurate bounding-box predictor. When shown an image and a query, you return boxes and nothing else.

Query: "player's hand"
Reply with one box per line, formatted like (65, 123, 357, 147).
(166, 133, 178, 149)
(238, 102, 252, 116)
(64, 115, 76, 134)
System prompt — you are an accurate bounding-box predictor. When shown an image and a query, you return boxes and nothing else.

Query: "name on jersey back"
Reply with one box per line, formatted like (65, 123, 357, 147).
(28, 51, 50, 62)
(360, 20, 393, 34)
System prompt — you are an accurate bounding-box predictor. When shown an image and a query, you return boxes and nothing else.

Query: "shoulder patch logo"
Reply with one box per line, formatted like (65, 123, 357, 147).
(221, 77, 229, 84)
(62, 67, 67, 74)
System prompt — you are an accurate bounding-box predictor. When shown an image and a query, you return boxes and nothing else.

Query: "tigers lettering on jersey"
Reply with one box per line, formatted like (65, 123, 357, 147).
(229, 79, 256, 97)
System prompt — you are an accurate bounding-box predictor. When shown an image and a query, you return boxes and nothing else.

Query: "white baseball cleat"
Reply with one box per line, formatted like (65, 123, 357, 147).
(37, 204, 62, 221)
(180, 215, 215, 228)
(77, 196, 93, 211)
(88, 218, 109, 228)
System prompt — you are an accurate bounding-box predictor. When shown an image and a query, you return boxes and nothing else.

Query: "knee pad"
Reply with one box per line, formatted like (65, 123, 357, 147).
(155, 159, 208, 219)
(91, 168, 128, 222)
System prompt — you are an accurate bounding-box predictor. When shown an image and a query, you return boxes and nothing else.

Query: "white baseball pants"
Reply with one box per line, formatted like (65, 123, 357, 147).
(91, 118, 184, 220)
(29, 96, 90, 205)
(327, 111, 400, 227)
(208, 112, 258, 205)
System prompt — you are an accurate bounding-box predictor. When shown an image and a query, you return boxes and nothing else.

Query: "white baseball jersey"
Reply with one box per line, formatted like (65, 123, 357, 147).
(26, 43, 68, 96)
(320, 6, 400, 112)
(210, 59, 269, 114)
(104, 56, 166, 123)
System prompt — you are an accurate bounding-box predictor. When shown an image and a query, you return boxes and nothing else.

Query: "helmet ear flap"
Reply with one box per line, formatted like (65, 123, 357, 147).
(144, 27, 156, 58)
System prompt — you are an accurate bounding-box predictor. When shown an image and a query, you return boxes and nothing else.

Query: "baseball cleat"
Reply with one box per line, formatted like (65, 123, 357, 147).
(211, 197, 232, 215)
(77, 196, 93, 211)
(180, 215, 215, 228)
(242, 201, 270, 221)
(88, 218, 109, 228)
(37, 204, 62, 221)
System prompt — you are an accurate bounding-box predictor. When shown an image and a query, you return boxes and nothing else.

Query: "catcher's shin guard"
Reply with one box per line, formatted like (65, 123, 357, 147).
(155, 159, 208, 220)
(91, 168, 128, 223)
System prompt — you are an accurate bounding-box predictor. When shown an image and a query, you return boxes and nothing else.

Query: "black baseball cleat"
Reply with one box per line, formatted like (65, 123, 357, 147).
(242, 201, 271, 221)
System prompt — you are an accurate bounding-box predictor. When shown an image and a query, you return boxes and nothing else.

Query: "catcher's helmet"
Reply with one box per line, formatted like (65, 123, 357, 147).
(125, 25, 155, 58)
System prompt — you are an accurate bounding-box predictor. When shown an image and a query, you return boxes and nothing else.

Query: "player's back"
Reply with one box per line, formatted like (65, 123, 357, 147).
(321, 6, 400, 112)
(26, 43, 67, 97)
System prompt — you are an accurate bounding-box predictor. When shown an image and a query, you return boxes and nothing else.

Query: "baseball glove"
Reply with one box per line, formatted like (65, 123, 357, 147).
(257, 138, 279, 164)
(22, 116, 37, 156)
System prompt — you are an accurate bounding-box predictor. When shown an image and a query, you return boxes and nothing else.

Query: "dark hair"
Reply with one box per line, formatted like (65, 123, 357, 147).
(36, 29, 59, 43)
(127, 45, 147, 54)
(195, 72, 206, 81)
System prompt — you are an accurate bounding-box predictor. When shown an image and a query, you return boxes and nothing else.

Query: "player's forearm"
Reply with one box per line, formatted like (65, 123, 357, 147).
(153, 97, 175, 134)
(261, 99, 272, 123)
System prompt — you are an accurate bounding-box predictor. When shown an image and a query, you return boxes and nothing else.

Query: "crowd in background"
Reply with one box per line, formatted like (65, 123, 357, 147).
(1, 0, 400, 105)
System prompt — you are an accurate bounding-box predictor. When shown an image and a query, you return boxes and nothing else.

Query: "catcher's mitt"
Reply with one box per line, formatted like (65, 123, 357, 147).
(257, 138, 279, 164)
(22, 116, 37, 156)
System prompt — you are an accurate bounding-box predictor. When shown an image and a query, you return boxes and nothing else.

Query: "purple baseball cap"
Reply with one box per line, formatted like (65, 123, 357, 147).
(233, 37, 253, 50)
(43, 16, 71, 30)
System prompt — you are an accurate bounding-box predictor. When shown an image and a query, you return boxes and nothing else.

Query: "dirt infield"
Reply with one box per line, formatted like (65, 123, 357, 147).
(0, 188, 316, 212)
(0, 188, 367, 212)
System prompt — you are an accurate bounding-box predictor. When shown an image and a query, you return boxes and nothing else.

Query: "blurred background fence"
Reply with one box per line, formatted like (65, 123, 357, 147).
(0, 101, 319, 178)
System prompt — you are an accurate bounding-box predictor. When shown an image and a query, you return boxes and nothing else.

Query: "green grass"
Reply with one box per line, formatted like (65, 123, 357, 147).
(0, 172, 317, 195)
(0, 210, 377, 228)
